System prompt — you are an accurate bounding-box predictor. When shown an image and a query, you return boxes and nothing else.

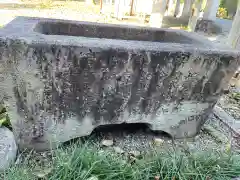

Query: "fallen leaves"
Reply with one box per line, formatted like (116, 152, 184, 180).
(113, 146, 125, 154)
(152, 138, 164, 146)
(101, 139, 114, 147)
(86, 176, 98, 180)
(33, 167, 53, 178)
(129, 150, 141, 158)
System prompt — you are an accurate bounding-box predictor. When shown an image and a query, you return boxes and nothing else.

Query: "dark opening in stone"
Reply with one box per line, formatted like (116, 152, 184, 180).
(34, 21, 203, 44)
(91, 123, 172, 139)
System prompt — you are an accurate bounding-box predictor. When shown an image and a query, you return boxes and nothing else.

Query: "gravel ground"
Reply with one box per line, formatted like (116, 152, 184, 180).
(216, 86, 240, 151)
(218, 94, 240, 120)
(92, 123, 171, 152)
(90, 114, 229, 153)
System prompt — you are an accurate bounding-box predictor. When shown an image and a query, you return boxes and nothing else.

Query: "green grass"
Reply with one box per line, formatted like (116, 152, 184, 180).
(0, 104, 11, 129)
(2, 141, 240, 180)
(230, 92, 240, 102)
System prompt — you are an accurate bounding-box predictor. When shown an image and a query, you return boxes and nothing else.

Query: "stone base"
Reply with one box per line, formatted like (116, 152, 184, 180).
(195, 19, 222, 34)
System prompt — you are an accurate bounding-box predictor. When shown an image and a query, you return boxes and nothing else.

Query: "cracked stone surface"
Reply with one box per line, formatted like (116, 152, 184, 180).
(0, 16, 239, 151)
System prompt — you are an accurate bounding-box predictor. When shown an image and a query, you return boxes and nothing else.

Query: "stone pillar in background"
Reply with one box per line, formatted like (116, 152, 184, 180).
(194, 0, 220, 33)
(174, 0, 181, 17)
(166, 0, 175, 16)
(182, 0, 193, 17)
(203, 0, 219, 21)
(114, 0, 125, 19)
(228, 2, 240, 88)
(188, 0, 203, 31)
(149, 0, 168, 28)
(228, 2, 240, 49)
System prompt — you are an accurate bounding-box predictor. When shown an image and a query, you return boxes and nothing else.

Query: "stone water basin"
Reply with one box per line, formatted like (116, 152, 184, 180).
(0, 16, 239, 151)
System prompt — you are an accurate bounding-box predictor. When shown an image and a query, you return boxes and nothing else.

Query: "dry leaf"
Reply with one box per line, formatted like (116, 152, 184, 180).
(33, 167, 52, 178)
(113, 146, 125, 154)
(129, 150, 141, 157)
(101, 139, 113, 147)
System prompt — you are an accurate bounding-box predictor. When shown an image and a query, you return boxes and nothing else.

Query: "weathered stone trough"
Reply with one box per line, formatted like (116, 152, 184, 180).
(0, 16, 239, 151)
